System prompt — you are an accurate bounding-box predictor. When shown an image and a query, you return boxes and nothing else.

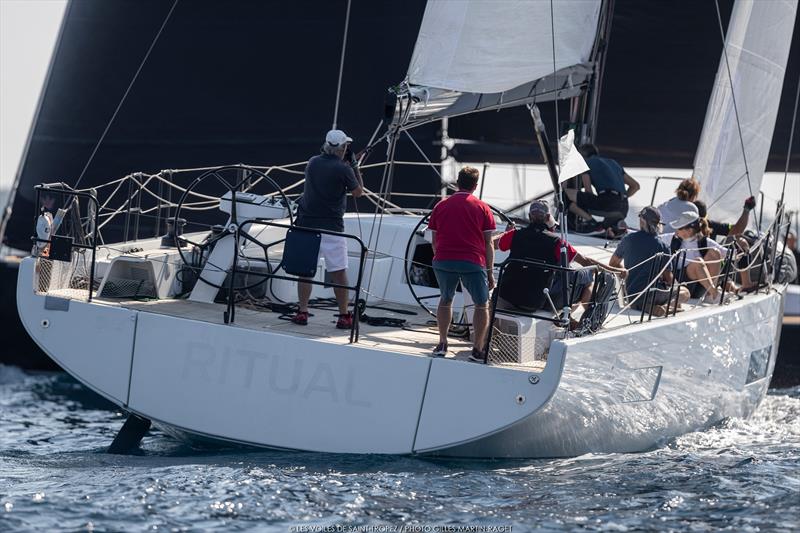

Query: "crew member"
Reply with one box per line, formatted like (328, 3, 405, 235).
(564, 143, 640, 235)
(495, 200, 625, 316)
(658, 176, 755, 237)
(291, 129, 364, 329)
(660, 206, 733, 303)
(428, 166, 496, 361)
(610, 207, 690, 316)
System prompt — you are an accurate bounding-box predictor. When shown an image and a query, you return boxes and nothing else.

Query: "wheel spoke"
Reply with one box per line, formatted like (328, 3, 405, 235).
(417, 293, 442, 300)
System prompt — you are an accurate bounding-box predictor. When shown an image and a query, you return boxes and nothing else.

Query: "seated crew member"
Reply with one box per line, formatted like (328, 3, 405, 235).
(695, 199, 755, 290)
(33, 191, 57, 257)
(428, 166, 496, 361)
(563, 143, 640, 235)
(494, 200, 625, 315)
(658, 177, 700, 232)
(693, 198, 755, 239)
(658, 176, 755, 236)
(291, 129, 364, 328)
(610, 207, 689, 316)
(659, 206, 734, 303)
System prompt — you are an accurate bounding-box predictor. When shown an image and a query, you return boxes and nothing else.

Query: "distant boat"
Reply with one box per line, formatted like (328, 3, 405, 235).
(16, 0, 797, 457)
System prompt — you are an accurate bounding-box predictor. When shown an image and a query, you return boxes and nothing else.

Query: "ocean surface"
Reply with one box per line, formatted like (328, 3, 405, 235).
(0, 366, 798, 532)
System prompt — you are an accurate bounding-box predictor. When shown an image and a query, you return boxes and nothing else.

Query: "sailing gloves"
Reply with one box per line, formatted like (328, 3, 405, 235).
(744, 196, 756, 211)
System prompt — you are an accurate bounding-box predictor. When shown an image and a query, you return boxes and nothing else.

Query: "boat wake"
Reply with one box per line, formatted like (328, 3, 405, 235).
(0, 372, 797, 530)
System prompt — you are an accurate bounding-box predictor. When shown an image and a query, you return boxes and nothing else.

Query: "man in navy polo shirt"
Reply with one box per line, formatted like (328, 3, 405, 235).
(564, 143, 640, 234)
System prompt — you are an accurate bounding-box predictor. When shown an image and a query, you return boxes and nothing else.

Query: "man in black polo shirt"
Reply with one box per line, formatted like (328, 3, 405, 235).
(610, 207, 689, 316)
(292, 129, 364, 328)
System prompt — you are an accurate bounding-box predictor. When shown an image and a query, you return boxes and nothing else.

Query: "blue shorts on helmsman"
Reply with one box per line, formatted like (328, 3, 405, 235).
(432, 260, 489, 306)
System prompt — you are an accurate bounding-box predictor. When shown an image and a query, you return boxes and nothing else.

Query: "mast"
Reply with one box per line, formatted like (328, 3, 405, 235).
(579, 0, 615, 145)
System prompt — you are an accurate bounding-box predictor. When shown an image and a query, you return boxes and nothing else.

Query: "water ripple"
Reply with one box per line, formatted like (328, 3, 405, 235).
(0, 366, 797, 531)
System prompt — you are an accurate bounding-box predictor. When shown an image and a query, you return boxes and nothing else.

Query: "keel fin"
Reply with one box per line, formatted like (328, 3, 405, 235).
(108, 413, 151, 454)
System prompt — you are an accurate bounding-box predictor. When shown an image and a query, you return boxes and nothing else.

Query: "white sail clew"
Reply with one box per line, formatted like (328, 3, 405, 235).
(407, 0, 601, 94)
(694, 0, 797, 221)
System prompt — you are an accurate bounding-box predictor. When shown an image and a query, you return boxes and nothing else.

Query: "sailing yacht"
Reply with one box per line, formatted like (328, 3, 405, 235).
(14, 0, 798, 457)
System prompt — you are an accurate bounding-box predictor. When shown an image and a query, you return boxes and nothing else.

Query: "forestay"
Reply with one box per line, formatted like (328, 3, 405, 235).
(399, 0, 602, 127)
(694, 0, 797, 221)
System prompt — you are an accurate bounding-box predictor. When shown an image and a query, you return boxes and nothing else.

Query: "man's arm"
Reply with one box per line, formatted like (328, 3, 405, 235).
(728, 197, 755, 235)
(575, 251, 627, 278)
(349, 166, 364, 198)
(609, 254, 623, 269)
(431, 230, 437, 254)
(484, 231, 495, 290)
(623, 173, 640, 197)
(581, 173, 592, 193)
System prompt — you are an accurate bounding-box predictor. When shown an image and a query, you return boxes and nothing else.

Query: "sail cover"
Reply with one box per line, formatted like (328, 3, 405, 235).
(408, 0, 601, 94)
(694, 0, 797, 221)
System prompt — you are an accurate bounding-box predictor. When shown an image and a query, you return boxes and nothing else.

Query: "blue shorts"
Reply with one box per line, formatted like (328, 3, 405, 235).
(432, 260, 489, 306)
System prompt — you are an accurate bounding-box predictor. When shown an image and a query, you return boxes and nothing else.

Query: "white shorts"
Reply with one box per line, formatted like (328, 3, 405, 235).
(320, 234, 348, 272)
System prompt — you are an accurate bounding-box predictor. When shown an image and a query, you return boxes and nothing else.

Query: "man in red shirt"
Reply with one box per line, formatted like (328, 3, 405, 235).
(427, 167, 496, 360)
(494, 200, 624, 313)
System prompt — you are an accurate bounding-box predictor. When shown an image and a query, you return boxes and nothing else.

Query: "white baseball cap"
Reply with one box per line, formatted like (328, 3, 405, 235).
(669, 207, 700, 229)
(325, 129, 353, 147)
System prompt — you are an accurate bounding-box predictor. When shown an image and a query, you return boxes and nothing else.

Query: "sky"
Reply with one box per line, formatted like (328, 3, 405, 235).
(0, 0, 67, 190)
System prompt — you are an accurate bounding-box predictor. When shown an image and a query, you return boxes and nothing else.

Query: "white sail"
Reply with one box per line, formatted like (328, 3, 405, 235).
(694, 0, 797, 221)
(407, 0, 601, 94)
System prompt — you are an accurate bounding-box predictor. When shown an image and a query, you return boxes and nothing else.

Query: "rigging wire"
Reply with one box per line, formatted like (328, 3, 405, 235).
(549, 0, 560, 140)
(74, 0, 179, 189)
(548, 0, 571, 264)
(332, 0, 352, 130)
(780, 73, 800, 207)
(713, 0, 754, 200)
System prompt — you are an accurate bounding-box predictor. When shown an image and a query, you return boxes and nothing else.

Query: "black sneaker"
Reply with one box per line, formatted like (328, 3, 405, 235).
(576, 219, 604, 235)
(431, 342, 448, 357)
(468, 347, 486, 363)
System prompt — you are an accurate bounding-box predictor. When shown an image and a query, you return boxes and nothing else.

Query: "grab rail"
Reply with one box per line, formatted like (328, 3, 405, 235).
(32, 184, 101, 302)
(232, 218, 368, 343)
(483, 258, 601, 364)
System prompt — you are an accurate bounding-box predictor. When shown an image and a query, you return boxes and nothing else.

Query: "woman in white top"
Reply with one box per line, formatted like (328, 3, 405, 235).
(660, 207, 733, 302)
(658, 177, 700, 233)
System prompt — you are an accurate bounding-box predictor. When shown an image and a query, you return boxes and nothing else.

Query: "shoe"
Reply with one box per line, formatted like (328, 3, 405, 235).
(576, 219, 604, 235)
(291, 311, 309, 325)
(336, 312, 354, 329)
(431, 342, 448, 357)
(701, 291, 720, 305)
(468, 347, 486, 363)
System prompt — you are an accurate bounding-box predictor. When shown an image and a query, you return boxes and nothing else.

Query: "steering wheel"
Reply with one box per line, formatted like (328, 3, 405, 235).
(174, 165, 294, 291)
(404, 204, 514, 318)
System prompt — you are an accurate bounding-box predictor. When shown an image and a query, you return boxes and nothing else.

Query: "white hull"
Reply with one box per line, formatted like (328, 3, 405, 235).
(17, 253, 783, 458)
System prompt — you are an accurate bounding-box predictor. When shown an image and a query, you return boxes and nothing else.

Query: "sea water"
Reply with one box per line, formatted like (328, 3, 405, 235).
(0, 365, 798, 532)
